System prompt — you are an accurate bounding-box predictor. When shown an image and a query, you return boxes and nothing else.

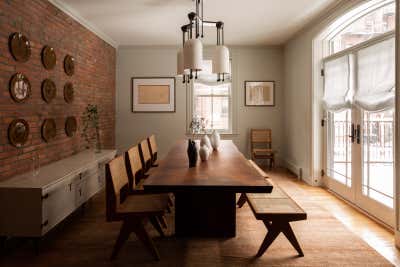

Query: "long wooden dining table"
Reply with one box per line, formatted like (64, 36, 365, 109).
(143, 139, 273, 237)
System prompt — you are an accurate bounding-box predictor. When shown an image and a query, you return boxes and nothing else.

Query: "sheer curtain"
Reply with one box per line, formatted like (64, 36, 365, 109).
(354, 37, 395, 111)
(323, 55, 351, 111)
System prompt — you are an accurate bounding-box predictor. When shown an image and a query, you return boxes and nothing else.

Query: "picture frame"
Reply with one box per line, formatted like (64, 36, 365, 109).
(131, 77, 176, 113)
(244, 81, 275, 107)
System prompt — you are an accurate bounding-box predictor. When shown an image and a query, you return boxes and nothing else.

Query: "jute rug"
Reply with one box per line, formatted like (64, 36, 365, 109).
(1, 172, 393, 267)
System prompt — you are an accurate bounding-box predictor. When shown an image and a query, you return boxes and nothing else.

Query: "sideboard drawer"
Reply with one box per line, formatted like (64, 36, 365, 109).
(42, 180, 76, 235)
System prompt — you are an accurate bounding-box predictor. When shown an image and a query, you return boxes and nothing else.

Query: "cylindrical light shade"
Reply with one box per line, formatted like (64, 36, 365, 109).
(184, 38, 203, 71)
(177, 48, 184, 75)
(213, 45, 230, 74)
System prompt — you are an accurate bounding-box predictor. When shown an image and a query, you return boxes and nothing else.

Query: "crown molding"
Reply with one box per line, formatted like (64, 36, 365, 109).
(47, 0, 118, 48)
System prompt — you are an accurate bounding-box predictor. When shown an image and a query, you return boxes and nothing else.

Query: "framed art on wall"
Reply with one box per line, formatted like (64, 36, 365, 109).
(245, 81, 275, 107)
(131, 77, 176, 112)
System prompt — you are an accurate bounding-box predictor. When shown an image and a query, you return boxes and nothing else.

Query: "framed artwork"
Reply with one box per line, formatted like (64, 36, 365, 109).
(131, 77, 175, 113)
(245, 81, 275, 107)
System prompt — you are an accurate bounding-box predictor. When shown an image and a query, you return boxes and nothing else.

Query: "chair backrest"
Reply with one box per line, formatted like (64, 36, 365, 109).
(148, 134, 158, 162)
(139, 139, 152, 171)
(251, 129, 272, 149)
(106, 155, 129, 221)
(125, 146, 143, 189)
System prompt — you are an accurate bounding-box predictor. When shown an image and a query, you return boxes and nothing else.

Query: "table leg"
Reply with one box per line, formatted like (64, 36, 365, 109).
(175, 191, 236, 237)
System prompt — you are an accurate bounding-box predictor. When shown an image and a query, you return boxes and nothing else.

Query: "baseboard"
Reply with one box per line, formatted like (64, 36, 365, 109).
(284, 159, 301, 178)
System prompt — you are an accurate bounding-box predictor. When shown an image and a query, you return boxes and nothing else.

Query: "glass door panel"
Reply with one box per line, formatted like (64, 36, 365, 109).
(327, 109, 352, 187)
(362, 109, 394, 208)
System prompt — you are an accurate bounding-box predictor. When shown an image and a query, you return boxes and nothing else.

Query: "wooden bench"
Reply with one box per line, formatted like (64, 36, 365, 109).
(239, 160, 307, 257)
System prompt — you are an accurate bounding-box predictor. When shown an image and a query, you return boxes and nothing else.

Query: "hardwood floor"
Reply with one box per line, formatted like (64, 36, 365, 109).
(268, 168, 400, 266)
(0, 168, 396, 266)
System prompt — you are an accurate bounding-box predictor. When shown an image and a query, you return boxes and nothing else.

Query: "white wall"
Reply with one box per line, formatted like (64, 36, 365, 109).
(116, 46, 284, 161)
(283, 0, 364, 183)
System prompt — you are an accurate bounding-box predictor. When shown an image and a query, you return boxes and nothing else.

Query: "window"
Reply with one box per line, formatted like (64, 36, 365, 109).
(330, 2, 395, 54)
(192, 60, 232, 133)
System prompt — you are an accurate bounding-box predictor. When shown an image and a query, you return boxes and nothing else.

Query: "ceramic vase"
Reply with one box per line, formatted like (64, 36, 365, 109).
(187, 139, 198, 168)
(210, 130, 221, 150)
(200, 135, 212, 150)
(199, 145, 210, 161)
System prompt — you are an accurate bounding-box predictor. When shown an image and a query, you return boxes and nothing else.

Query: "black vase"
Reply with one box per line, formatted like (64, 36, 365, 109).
(187, 139, 198, 168)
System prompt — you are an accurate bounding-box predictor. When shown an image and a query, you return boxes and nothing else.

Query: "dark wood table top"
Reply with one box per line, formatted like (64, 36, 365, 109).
(143, 140, 273, 193)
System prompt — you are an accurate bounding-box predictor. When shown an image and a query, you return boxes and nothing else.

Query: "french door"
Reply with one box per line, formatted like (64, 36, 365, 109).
(325, 108, 394, 227)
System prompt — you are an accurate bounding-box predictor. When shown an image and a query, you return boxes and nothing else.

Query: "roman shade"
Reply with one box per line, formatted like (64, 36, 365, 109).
(322, 55, 351, 111)
(354, 37, 395, 111)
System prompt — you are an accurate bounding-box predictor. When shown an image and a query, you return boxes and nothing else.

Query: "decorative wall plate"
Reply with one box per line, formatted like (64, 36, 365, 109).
(41, 79, 57, 103)
(9, 73, 31, 103)
(64, 55, 75, 76)
(9, 33, 31, 62)
(64, 82, 74, 103)
(41, 119, 57, 142)
(41, 46, 56, 70)
(65, 116, 77, 137)
(8, 119, 30, 147)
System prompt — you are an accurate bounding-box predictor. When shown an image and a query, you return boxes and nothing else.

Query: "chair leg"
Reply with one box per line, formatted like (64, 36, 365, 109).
(281, 222, 304, 257)
(157, 215, 168, 229)
(110, 221, 132, 260)
(133, 220, 160, 261)
(256, 221, 281, 257)
(237, 193, 247, 208)
(149, 216, 165, 237)
(168, 195, 174, 207)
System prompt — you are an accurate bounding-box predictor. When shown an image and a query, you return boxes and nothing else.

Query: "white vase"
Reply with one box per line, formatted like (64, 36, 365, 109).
(210, 130, 221, 150)
(200, 135, 212, 150)
(199, 145, 210, 161)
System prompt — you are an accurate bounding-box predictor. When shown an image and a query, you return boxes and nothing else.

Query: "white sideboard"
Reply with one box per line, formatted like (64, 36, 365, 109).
(0, 149, 116, 238)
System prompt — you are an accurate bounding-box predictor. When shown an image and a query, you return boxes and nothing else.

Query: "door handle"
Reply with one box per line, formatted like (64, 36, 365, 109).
(356, 124, 361, 144)
(349, 123, 355, 143)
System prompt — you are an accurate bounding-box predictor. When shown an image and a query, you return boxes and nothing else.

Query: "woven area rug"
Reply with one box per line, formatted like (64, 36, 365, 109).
(2, 173, 393, 266)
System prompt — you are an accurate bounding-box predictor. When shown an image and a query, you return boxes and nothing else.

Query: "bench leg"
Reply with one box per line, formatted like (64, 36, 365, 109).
(256, 220, 304, 257)
(157, 215, 168, 229)
(281, 222, 304, 257)
(237, 193, 247, 208)
(256, 222, 280, 257)
(149, 216, 165, 237)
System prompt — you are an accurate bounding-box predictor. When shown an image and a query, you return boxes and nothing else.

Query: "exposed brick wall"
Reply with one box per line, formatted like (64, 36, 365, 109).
(0, 0, 116, 181)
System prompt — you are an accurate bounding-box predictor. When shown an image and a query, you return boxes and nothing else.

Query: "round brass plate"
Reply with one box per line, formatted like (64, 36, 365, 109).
(41, 79, 57, 103)
(8, 119, 30, 147)
(65, 116, 77, 137)
(64, 82, 74, 103)
(9, 73, 31, 103)
(41, 119, 57, 142)
(9, 33, 31, 62)
(41, 46, 56, 70)
(64, 55, 75, 76)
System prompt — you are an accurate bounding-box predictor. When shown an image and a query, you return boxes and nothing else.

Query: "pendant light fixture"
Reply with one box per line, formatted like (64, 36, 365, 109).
(178, 0, 230, 83)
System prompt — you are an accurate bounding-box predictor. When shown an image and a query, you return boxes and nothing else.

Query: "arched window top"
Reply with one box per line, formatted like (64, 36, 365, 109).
(329, 1, 395, 54)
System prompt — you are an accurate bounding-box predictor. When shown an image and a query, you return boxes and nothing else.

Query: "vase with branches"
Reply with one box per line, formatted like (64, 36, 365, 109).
(82, 104, 101, 153)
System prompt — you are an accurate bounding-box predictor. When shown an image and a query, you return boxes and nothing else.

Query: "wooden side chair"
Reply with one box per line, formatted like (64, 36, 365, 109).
(139, 139, 153, 174)
(125, 146, 173, 216)
(106, 155, 169, 261)
(251, 129, 276, 169)
(147, 134, 159, 167)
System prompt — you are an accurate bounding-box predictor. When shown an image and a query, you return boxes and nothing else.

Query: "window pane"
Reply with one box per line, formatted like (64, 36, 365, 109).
(211, 97, 229, 130)
(330, 3, 395, 54)
(194, 96, 212, 129)
(362, 109, 394, 208)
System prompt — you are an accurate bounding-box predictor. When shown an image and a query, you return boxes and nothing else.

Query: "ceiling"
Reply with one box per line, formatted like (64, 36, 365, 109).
(52, 0, 337, 47)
